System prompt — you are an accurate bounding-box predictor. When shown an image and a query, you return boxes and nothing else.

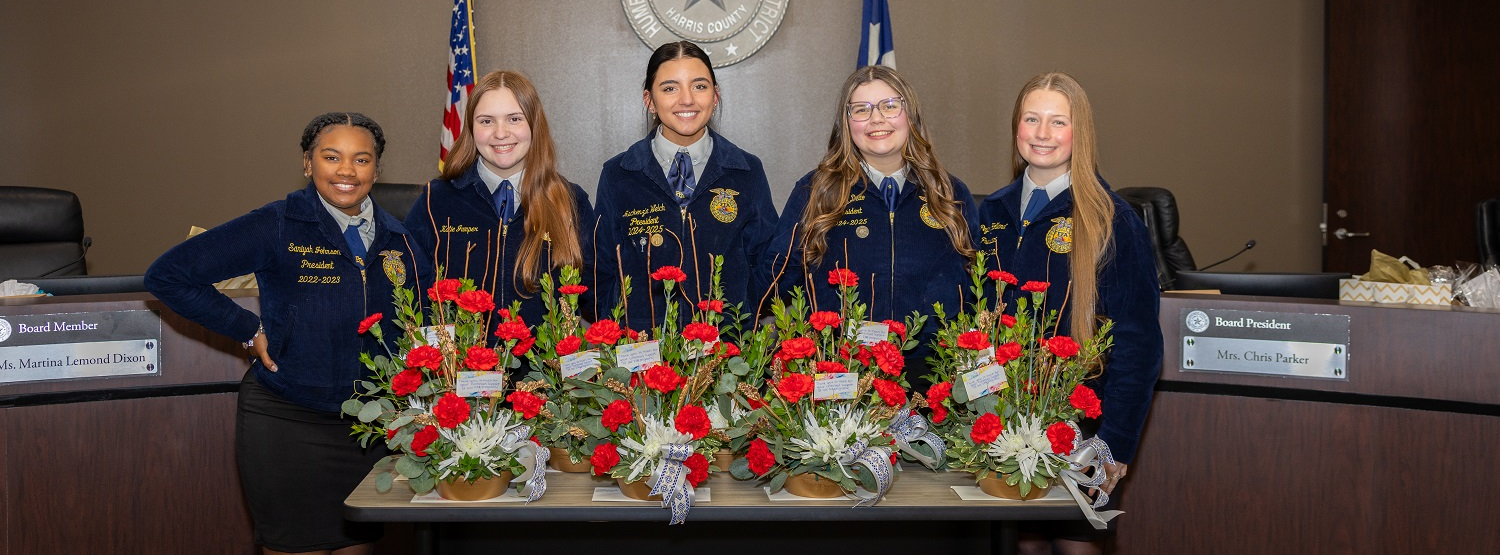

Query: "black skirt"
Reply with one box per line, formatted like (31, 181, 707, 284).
(236, 369, 387, 552)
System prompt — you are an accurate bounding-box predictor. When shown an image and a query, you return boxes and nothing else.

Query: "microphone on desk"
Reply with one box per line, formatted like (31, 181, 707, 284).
(37, 236, 92, 277)
(1160, 239, 1256, 290)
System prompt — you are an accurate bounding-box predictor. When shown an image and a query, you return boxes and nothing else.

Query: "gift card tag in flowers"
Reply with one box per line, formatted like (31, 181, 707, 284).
(812, 372, 859, 400)
(455, 371, 506, 397)
(972, 346, 996, 369)
(960, 363, 1007, 398)
(852, 321, 890, 345)
(684, 340, 718, 361)
(560, 349, 602, 379)
(420, 325, 457, 346)
(615, 340, 661, 372)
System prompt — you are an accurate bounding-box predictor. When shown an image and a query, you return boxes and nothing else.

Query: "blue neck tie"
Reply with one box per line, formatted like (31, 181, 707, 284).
(343, 220, 367, 268)
(1021, 188, 1049, 224)
(668, 151, 696, 206)
(492, 179, 515, 224)
(880, 176, 899, 212)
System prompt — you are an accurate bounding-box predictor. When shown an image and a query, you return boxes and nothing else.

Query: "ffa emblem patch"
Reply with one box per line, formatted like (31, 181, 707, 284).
(1045, 218, 1073, 254)
(919, 203, 943, 229)
(709, 188, 739, 223)
(380, 250, 407, 286)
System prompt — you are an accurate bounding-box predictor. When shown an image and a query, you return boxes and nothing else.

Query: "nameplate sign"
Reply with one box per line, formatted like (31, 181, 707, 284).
(1179, 308, 1349, 379)
(0, 310, 162, 385)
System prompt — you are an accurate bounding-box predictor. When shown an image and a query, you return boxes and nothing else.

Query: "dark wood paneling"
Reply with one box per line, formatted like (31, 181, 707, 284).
(1118, 392, 1500, 554)
(7, 394, 254, 554)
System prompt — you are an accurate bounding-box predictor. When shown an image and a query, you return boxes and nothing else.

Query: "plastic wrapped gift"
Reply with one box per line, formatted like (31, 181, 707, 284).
(1338, 249, 1453, 305)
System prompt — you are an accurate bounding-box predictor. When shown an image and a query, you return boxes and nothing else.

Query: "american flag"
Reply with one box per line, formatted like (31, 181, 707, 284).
(440, 0, 476, 169)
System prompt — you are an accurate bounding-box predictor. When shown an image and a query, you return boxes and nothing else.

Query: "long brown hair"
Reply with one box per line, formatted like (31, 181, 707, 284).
(800, 66, 975, 266)
(1010, 72, 1114, 342)
(440, 70, 582, 291)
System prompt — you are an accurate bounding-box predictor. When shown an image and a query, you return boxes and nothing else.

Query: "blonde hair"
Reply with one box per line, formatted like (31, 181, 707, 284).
(439, 70, 582, 292)
(1011, 72, 1115, 342)
(800, 66, 975, 266)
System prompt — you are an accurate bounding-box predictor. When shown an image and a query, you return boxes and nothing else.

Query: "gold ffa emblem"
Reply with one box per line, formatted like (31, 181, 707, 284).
(918, 204, 943, 229)
(709, 188, 739, 223)
(380, 250, 407, 286)
(1045, 217, 1073, 254)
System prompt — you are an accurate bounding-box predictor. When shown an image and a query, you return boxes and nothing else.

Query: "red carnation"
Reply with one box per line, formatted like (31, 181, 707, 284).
(427, 279, 462, 302)
(775, 374, 815, 403)
(970, 413, 1004, 444)
(555, 335, 582, 356)
(558, 284, 588, 295)
(644, 364, 684, 393)
(386, 428, 399, 440)
(411, 425, 439, 456)
(601, 399, 633, 432)
(746, 437, 775, 475)
(624, 327, 640, 341)
(682, 322, 719, 343)
(1070, 385, 1103, 418)
(405, 345, 443, 371)
(870, 341, 905, 376)
(988, 270, 1018, 285)
(433, 392, 472, 429)
(494, 319, 530, 342)
(1046, 336, 1080, 359)
(456, 290, 496, 314)
(715, 342, 741, 358)
(697, 299, 724, 313)
(584, 319, 623, 345)
(684, 452, 710, 487)
(956, 330, 991, 351)
(995, 342, 1023, 364)
(828, 268, 859, 288)
(674, 404, 711, 439)
(1021, 280, 1049, 293)
(746, 396, 767, 410)
(841, 343, 873, 366)
(777, 337, 817, 361)
(816, 360, 847, 374)
(464, 345, 499, 370)
(927, 381, 953, 404)
(882, 320, 907, 341)
(808, 311, 842, 332)
(507, 390, 545, 419)
(651, 265, 688, 282)
(872, 378, 907, 407)
(1001, 314, 1017, 328)
(1046, 421, 1076, 455)
(591, 443, 620, 476)
(391, 368, 423, 396)
(357, 313, 382, 334)
(930, 404, 949, 424)
(511, 336, 535, 357)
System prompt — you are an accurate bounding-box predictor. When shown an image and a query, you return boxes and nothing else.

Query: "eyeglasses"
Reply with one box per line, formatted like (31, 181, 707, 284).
(847, 97, 905, 122)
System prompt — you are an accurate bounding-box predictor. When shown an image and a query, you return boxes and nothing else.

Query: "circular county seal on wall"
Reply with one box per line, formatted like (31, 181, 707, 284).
(622, 0, 789, 68)
(1185, 310, 1210, 333)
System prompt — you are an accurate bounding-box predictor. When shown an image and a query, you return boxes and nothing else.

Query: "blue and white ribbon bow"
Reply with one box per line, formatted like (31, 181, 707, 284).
(837, 439, 895, 507)
(886, 407, 946, 470)
(500, 424, 549, 503)
(1059, 422, 1124, 530)
(646, 443, 697, 524)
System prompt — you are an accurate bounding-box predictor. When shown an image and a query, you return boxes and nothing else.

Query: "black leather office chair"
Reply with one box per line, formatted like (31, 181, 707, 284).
(370, 182, 425, 223)
(1479, 197, 1500, 267)
(1115, 186, 1196, 289)
(0, 186, 88, 280)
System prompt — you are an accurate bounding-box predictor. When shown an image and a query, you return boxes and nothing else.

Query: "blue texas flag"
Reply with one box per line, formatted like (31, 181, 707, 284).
(858, 0, 896, 68)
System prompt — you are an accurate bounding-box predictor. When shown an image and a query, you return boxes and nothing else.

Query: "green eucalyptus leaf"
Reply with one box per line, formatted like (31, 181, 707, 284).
(767, 471, 788, 493)
(341, 399, 365, 417)
(395, 455, 423, 478)
(375, 472, 394, 493)
(357, 400, 384, 423)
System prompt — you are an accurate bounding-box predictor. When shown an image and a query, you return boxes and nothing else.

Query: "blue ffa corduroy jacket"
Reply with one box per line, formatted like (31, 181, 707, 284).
(146, 184, 434, 412)
(592, 130, 777, 329)
(767, 170, 980, 386)
(405, 164, 595, 329)
(976, 175, 1163, 464)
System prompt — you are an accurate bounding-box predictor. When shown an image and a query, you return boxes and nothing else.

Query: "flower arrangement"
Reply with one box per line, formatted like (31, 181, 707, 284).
(727, 269, 932, 505)
(924, 251, 1114, 501)
(345, 277, 548, 501)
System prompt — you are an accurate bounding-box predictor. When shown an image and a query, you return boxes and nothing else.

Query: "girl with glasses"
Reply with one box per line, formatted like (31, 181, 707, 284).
(406, 70, 594, 335)
(766, 65, 978, 387)
(977, 72, 1162, 555)
(593, 41, 777, 328)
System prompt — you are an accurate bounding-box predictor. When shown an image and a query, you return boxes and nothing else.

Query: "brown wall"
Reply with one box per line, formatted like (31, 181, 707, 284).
(0, 1, 1322, 275)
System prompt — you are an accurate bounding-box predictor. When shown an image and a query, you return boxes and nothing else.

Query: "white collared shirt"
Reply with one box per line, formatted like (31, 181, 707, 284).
(1022, 168, 1071, 203)
(477, 163, 524, 210)
(318, 194, 375, 250)
(861, 162, 910, 193)
(651, 127, 713, 181)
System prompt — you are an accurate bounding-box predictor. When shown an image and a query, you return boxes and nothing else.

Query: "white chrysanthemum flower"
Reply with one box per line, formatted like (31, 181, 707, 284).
(790, 406, 882, 466)
(705, 399, 754, 430)
(985, 414, 1052, 481)
(435, 409, 516, 478)
(618, 413, 694, 481)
